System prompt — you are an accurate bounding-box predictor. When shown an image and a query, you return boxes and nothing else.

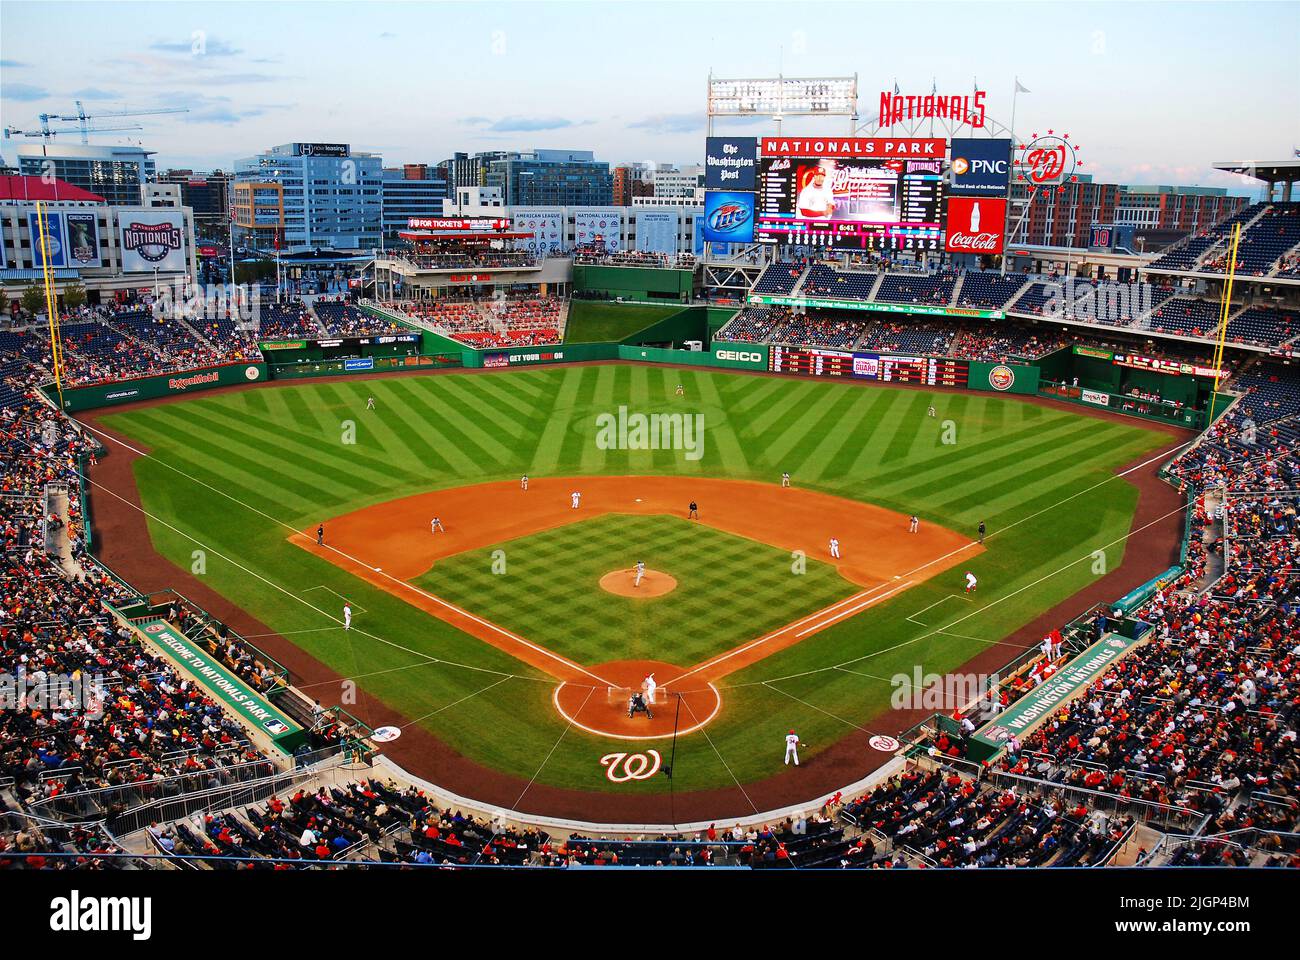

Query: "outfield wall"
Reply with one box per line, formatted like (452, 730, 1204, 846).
(572, 264, 694, 301)
(51, 361, 270, 412)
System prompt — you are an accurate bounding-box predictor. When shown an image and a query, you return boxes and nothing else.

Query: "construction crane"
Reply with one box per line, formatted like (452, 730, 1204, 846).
(3, 101, 189, 143)
(47, 101, 190, 144)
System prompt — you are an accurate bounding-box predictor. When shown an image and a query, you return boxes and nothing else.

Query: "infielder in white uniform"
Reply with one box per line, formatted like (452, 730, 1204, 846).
(343, 603, 352, 631)
(784, 729, 801, 766)
(520, 475, 529, 491)
(829, 537, 841, 559)
(570, 491, 581, 509)
(965, 571, 978, 594)
(909, 515, 920, 533)
(430, 517, 445, 534)
(643, 673, 657, 705)
(634, 560, 645, 588)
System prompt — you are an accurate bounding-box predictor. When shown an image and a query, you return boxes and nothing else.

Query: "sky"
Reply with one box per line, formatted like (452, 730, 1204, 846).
(2, 0, 1297, 193)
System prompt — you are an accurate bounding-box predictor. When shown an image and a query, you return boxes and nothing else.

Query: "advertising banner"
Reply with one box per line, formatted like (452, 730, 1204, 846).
(512, 207, 566, 255)
(702, 190, 756, 243)
(64, 212, 101, 268)
(1081, 388, 1112, 407)
(705, 136, 758, 190)
(573, 208, 623, 252)
(118, 210, 186, 273)
(949, 138, 1013, 196)
(945, 196, 1006, 255)
(27, 211, 67, 268)
(636, 211, 679, 254)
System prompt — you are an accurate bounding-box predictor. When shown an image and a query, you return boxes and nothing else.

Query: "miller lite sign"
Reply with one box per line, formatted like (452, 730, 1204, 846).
(118, 210, 187, 273)
(945, 196, 1006, 255)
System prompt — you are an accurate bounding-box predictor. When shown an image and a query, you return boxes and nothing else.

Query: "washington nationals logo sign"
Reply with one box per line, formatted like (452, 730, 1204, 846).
(600, 750, 662, 783)
(1016, 131, 1083, 197)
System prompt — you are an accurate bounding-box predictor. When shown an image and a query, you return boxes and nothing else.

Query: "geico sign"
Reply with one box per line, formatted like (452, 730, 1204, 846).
(715, 349, 761, 363)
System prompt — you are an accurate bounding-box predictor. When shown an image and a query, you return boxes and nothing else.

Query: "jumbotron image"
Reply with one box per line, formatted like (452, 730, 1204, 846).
(1, 0, 1297, 915)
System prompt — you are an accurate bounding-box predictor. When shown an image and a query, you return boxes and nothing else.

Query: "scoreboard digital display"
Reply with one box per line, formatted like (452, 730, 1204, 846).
(757, 154, 945, 251)
(770, 347, 969, 386)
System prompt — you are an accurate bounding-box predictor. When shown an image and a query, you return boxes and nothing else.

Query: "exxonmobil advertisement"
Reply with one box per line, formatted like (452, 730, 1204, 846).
(945, 196, 1006, 254)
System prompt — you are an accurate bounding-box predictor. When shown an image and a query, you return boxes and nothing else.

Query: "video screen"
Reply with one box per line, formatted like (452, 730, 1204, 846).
(757, 155, 945, 251)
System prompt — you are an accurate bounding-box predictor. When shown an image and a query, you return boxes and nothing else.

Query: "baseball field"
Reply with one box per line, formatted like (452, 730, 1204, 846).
(83, 362, 1184, 823)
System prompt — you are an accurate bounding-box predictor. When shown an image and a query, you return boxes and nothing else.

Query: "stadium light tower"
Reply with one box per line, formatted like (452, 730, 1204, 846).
(706, 73, 859, 136)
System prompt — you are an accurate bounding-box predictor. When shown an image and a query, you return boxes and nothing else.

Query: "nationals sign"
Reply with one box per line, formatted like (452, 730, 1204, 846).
(945, 196, 1006, 255)
(878, 90, 987, 128)
(118, 210, 186, 273)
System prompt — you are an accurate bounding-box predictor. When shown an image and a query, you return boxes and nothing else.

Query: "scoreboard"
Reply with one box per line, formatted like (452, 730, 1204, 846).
(880, 356, 968, 386)
(757, 155, 945, 251)
(770, 346, 969, 386)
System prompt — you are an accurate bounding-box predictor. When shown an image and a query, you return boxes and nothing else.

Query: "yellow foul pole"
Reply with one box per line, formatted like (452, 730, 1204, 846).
(1206, 222, 1240, 427)
(35, 202, 67, 408)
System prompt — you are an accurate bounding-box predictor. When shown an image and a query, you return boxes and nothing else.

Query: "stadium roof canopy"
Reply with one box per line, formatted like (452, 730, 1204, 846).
(0, 174, 105, 203)
(1211, 160, 1300, 183)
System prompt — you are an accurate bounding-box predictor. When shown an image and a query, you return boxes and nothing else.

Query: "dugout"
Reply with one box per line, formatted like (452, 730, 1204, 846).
(1034, 346, 1221, 427)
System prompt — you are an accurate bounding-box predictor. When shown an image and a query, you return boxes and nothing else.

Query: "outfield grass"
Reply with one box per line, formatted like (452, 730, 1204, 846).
(563, 301, 684, 343)
(419, 513, 855, 666)
(100, 365, 1172, 796)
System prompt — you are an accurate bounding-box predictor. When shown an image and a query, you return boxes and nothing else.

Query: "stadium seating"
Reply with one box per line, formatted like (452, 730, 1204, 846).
(751, 261, 806, 295)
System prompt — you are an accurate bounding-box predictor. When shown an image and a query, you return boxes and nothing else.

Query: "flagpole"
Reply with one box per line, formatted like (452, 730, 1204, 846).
(1010, 77, 1020, 143)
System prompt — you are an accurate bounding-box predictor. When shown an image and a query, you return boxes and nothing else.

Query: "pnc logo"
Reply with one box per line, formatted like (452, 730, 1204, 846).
(952, 157, 970, 175)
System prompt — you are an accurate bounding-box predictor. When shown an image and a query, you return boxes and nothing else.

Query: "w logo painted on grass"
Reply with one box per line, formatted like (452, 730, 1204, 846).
(601, 750, 662, 782)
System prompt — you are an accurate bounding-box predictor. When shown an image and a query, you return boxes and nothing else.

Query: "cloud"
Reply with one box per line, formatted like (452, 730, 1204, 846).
(628, 112, 705, 134)
(72, 88, 122, 101)
(464, 116, 591, 132)
(149, 36, 243, 57)
(2, 82, 49, 101)
(379, 31, 397, 39)
(0, 59, 30, 68)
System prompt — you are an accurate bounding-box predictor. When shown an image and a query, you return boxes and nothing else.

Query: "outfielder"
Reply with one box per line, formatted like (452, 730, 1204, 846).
(366, 396, 375, 410)
(634, 560, 645, 588)
(829, 537, 841, 559)
(784, 729, 801, 766)
(343, 602, 352, 631)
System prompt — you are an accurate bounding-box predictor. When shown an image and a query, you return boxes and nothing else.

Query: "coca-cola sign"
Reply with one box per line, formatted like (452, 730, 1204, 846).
(945, 197, 1006, 254)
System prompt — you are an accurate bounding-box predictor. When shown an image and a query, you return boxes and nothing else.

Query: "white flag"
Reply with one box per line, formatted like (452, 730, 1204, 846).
(1015, 79, 1031, 94)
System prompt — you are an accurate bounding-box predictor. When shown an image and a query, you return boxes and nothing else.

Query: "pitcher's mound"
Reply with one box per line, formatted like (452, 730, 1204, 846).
(599, 568, 677, 598)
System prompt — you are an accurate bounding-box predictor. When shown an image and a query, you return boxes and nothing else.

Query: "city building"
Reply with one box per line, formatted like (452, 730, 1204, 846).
(155, 169, 231, 230)
(381, 164, 448, 240)
(439, 151, 508, 192)
(650, 164, 705, 202)
(483, 149, 613, 206)
(1008, 177, 1247, 251)
(231, 142, 382, 251)
(15, 142, 157, 207)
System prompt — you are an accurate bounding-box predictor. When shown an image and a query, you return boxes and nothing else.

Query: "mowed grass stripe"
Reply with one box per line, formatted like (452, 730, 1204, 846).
(877, 391, 934, 465)
(401, 379, 518, 467)
(528, 367, 584, 475)
(771, 386, 870, 479)
(120, 408, 333, 515)
(186, 399, 410, 491)
(793, 388, 890, 485)
(578, 364, 618, 474)
(432, 376, 530, 440)
(382, 379, 485, 476)
(314, 381, 441, 476)
(691, 367, 750, 476)
(845, 389, 911, 477)
(742, 378, 823, 438)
